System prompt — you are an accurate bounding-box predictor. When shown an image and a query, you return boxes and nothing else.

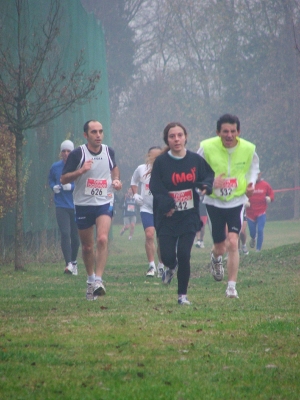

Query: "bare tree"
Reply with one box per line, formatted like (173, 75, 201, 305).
(0, 0, 100, 270)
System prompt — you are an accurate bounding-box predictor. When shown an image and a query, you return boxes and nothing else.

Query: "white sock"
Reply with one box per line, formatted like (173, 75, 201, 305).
(149, 261, 155, 268)
(212, 253, 222, 262)
(87, 274, 95, 283)
(228, 281, 236, 289)
(95, 275, 102, 282)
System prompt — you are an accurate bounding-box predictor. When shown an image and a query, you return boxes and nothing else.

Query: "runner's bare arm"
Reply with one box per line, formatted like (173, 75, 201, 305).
(60, 160, 93, 184)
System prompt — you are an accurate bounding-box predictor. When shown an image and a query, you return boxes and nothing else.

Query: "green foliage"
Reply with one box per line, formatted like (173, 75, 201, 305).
(0, 220, 300, 399)
(0, 0, 109, 269)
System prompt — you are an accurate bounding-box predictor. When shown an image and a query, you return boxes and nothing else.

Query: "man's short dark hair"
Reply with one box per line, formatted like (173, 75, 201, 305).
(217, 114, 240, 132)
(83, 120, 98, 133)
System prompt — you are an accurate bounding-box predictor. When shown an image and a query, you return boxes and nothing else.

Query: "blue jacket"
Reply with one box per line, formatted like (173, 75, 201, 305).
(48, 160, 75, 209)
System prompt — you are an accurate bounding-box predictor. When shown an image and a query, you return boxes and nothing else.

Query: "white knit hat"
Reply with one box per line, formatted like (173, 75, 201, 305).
(60, 140, 74, 152)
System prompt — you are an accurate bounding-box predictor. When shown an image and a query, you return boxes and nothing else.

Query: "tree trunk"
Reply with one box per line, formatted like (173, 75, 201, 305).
(14, 132, 24, 270)
(282, 0, 300, 219)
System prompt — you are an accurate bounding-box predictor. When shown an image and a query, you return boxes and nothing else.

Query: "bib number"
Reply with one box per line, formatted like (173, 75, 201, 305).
(214, 178, 238, 197)
(169, 189, 194, 211)
(85, 179, 108, 196)
(127, 204, 135, 212)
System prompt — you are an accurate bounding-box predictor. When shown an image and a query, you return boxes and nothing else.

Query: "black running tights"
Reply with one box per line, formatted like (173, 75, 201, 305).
(56, 207, 80, 265)
(158, 232, 195, 295)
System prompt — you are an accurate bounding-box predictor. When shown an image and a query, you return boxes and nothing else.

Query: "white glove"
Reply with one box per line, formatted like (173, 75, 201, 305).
(62, 183, 72, 191)
(265, 196, 271, 203)
(53, 185, 61, 194)
(133, 193, 144, 206)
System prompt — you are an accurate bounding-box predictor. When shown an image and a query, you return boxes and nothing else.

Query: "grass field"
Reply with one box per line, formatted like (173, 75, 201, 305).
(0, 220, 300, 399)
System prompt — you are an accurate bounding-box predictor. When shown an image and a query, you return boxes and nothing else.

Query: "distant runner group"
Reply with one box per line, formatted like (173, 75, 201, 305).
(49, 114, 274, 304)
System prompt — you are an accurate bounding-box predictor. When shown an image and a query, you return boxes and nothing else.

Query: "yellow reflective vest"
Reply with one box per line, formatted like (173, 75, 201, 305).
(200, 136, 255, 201)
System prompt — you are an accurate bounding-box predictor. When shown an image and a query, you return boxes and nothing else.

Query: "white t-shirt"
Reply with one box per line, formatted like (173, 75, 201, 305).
(130, 164, 153, 214)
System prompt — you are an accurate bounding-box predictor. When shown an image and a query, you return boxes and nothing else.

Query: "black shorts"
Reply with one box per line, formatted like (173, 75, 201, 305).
(206, 204, 244, 244)
(75, 203, 112, 230)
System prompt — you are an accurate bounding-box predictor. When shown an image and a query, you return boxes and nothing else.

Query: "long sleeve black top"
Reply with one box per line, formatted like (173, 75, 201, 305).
(149, 150, 214, 236)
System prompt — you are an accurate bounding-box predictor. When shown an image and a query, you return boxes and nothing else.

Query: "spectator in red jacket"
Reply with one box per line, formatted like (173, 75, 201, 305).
(246, 172, 274, 251)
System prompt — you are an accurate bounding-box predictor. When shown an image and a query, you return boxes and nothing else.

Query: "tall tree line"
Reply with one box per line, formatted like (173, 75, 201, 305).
(82, 0, 300, 220)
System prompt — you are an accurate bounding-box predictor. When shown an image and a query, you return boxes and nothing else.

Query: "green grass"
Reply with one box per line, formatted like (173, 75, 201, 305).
(0, 220, 300, 399)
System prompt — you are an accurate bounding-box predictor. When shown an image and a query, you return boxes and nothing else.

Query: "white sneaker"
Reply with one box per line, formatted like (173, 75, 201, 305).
(157, 263, 164, 278)
(241, 245, 249, 255)
(178, 296, 191, 305)
(72, 262, 78, 276)
(195, 240, 201, 248)
(210, 252, 224, 281)
(199, 241, 205, 248)
(146, 265, 156, 277)
(225, 286, 239, 298)
(93, 280, 106, 296)
(86, 283, 98, 301)
(64, 262, 73, 274)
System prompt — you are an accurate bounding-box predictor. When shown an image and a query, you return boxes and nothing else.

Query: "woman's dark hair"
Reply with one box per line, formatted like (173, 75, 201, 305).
(163, 122, 187, 146)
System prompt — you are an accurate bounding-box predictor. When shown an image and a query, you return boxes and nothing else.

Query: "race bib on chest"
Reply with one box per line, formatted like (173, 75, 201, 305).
(214, 178, 238, 197)
(169, 189, 194, 211)
(144, 183, 152, 196)
(85, 179, 108, 196)
(127, 204, 135, 212)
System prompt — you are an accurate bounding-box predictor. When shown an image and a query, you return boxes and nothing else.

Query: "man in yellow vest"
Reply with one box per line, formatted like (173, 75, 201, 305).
(197, 114, 259, 298)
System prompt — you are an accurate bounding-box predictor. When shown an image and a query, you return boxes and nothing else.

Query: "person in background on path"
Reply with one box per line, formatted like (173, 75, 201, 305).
(246, 172, 274, 251)
(195, 193, 207, 249)
(119, 188, 136, 240)
(197, 114, 259, 299)
(61, 120, 122, 300)
(48, 140, 80, 275)
(150, 122, 214, 305)
(131, 146, 165, 278)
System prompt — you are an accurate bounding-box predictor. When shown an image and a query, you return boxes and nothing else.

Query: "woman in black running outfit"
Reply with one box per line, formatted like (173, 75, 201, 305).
(149, 122, 214, 305)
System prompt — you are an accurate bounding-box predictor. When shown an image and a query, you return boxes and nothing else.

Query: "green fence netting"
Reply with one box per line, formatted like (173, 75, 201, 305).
(0, 0, 110, 254)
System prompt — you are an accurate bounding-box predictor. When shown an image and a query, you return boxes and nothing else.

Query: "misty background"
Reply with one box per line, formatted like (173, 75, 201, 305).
(82, 0, 300, 222)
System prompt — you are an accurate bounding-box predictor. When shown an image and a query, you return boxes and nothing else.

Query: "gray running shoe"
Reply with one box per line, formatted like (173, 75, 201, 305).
(72, 262, 78, 276)
(225, 286, 239, 298)
(210, 252, 224, 281)
(241, 245, 249, 255)
(86, 283, 98, 301)
(250, 238, 256, 248)
(93, 280, 106, 296)
(162, 267, 176, 285)
(157, 266, 164, 278)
